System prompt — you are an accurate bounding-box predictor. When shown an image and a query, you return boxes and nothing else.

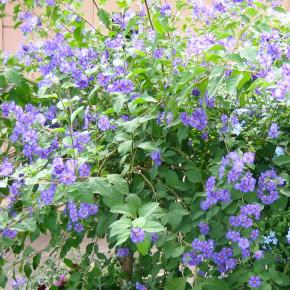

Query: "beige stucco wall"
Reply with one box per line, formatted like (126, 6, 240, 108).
(0, 0, 289, 53)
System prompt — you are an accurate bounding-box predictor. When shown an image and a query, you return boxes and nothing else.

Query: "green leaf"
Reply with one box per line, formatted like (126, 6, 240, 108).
(260, 283, 272, 290)
(186, 168, 202, 183)
(139, 202, 160, 218)
(269, 271, 290, 286)
(153, 16, 164, 34)
(98, 8, 110, 28)
(33, 253, 41, 270)
(70, 106, 84, 124)
(110, 204, 136, 218)
(0, 273, 7, 288)
(207, 66, 225, 97)
(132, 217, 146, 227)
(107, 174, 129, 195)
(12, 217, 37, 232)
(165, 277, 187, 290)
(24, 262, 32, 278)
(226, 72, 244, 95)
(192, 278, 230, 290)
(165, 170, 179, 188)
(115, 229, 130, 246)
(143, 221, 165, 233)
(4, 68, 23, 87)
(209, 220, 225, 239)
(177, 126, 189, 144)
(136, 234, 151, 256)
(118, 140, 132, 155)
(110, 218, 132, 237)
(113, 95, 126, 114)
(137, 141, 159, 152)
(167, 203, 189, 229)
(239, 46, 258, 61)
(274, 155, 290, 166)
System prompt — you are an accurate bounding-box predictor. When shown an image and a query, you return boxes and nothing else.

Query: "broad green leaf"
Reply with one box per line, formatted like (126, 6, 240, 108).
(98, 8, 110, 28)
(115, 229, 131, 246)
(70, 106, 84, 124)
(186, 169, 202, 183)
(132, 217, 146, 228)
(139, 202, 160, 218)
(143, 221, 165, 233)
(167, 203, 189, 229)
(110, 204, 137, 218)
(165, 170, 179, 188)
(274, 155, 290, 166)
(137, 141, 159, 152)
(165, 277, 187, 290)
(12, 217, 37, 232)
(136, 234, 151, 256)
(107, 174, 129, 195)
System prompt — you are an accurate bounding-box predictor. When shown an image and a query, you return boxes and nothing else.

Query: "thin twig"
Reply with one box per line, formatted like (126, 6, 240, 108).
(92, 0, 100, 11)
(138, 171, 157, 201)
(5, 248, 47, 271)
(144, 0, 154, 30)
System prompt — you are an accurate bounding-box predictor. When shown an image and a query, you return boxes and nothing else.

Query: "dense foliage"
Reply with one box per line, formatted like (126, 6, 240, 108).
(0, 0, 289, 289)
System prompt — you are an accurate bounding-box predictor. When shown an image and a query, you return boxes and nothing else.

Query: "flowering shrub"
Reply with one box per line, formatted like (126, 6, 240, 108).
(0, 0, 289, 289)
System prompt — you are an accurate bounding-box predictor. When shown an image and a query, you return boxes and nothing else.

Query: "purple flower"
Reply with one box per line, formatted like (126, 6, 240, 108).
(98, 116, 111, 131)
(151, 150, 162, 166)
(192, 88, 200, 97)
(67, 201, 79, 223)
(240, 204, 262, 220)
(268, 123, 280, 139)
(234, 172, 256, 193)
(248, 276, 261, 288)
(188, 108, 207, 131)
(198, 222, 210, 235)
(242, 152, 255, 165)
(201, 131, 209, 140)
(180, 112, 190, 125)
(116, 247, 130, 257)
(135, 282, 147, 290)
(46, 0, 55, 6)
(52, 157, 65, 175)
(254, 250, 264, 260)
(257, 170, 284, 205)
(40, 184, 57, 205)
(226, 230, 241, 242)
(0, 158, 13, 176)
(160, 4, 171, 16)
(2, 228, 18, 239)
(78, 203, 98, 219)
(12, 276, 26, 290)
(241, 248, 250, 258)
(251, 229, 260, 240)
(157, 112, 173, 126)
(151, 232, 159, 243)
(59, 166, 76, 185)
(109, 79, 134, 94)
(130, 227, 145, 243)
(225, 258, 237, 270)
(191, 238, 215, 259)
(79, 163, 90, 177)
(154, 48, 164, 59)
(205, 176, 216, 193)
(238, 237, 250, 250)
(182, 251, 203, 266)
(74, 222, 84, 233)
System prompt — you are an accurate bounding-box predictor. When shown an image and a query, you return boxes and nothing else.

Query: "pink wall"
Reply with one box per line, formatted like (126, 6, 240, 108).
(0, 0, 289, 53)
